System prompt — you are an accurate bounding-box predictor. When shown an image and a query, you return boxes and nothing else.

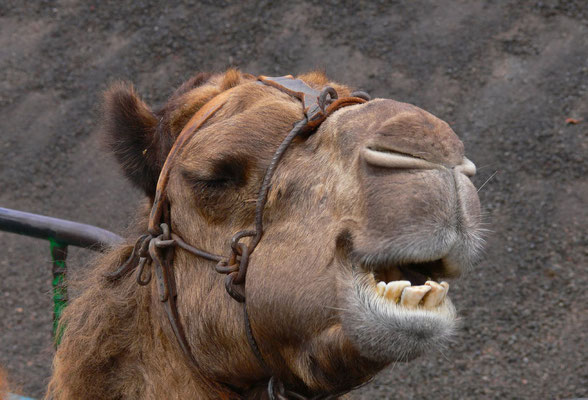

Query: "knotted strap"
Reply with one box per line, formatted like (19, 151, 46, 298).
(258, 75, 370, 134)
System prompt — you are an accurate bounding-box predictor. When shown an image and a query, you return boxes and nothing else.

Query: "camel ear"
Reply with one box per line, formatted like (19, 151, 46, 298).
(102, 83, 166, 197)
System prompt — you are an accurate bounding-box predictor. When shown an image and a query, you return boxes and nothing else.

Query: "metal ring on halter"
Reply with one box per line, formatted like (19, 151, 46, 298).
(135, 257, 152, 285)
(225, 273, 246, 302)
(230, 229, 256, 254)
(232, 243, 249, 284)
(105, 234, 149, 281)
(318, 86, 338, 111)
(215, 259, 239, 274)
(136, 234, 151, 260)
(350, 90, 371, 101)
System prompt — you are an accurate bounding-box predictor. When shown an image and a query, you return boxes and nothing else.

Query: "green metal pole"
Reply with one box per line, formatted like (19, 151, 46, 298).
(49, 238, 68, 346)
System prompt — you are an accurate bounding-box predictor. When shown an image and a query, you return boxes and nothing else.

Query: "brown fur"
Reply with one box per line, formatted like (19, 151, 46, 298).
(48, 70, 483, 399)
(0, 367, 9, 400)
(47, 220, 236, 399)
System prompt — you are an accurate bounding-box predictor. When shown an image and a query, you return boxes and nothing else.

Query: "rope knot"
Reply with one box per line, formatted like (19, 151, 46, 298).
(106, 223, 176, 299)
(214, 229, 255, 302)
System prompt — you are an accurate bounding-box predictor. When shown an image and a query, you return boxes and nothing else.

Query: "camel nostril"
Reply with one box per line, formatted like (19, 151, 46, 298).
(361, 147, 440, 170)
(454, 157, 476, 177)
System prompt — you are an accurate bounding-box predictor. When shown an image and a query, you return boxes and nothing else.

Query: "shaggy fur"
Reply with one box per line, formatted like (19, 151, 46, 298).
(47, 70, 483, 399)
(46, 221, 234, 399)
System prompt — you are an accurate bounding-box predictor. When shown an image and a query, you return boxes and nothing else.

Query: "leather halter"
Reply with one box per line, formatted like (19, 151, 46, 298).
(107, 75, 369, 398)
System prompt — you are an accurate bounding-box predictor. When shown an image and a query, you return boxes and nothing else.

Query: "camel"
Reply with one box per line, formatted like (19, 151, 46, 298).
(47, 69, 483, 399)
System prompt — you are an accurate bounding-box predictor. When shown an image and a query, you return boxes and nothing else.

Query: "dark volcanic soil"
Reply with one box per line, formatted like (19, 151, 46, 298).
(1, 1, 586, 399)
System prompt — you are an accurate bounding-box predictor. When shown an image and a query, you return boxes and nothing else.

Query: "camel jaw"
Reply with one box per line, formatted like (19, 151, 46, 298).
(339, 261, 458, 364)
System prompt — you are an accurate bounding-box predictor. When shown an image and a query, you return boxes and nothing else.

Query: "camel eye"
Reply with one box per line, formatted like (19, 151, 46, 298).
(182, 155, 248, 192)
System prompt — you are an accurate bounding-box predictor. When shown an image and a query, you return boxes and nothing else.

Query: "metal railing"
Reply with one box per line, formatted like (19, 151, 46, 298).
(0, 207, 123, 343)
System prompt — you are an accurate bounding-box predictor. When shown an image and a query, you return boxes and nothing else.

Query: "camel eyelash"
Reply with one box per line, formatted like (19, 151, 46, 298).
(181, 156, 249, 192)
(181, 171, 233, 192)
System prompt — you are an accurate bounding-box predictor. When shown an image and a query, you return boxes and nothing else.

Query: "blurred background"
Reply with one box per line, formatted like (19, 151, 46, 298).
(0, 1, 586, 399)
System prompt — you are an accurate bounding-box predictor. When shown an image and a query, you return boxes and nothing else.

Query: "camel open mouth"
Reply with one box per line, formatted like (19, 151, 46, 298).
(361, 259, 451, 310)
(343, 258, 458, 363)
(372, 259, 445, 285)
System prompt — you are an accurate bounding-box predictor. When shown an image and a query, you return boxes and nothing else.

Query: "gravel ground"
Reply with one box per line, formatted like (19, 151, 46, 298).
(1, 1, 586, 399)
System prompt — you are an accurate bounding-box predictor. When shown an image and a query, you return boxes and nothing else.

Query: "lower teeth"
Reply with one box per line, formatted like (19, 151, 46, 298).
(373, 278, 449, 309)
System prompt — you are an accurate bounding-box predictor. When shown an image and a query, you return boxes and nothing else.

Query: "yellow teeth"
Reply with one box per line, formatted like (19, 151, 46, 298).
(440, 281, 449, 302)
(400, 285, 431, 307)
(384, 281, 411, 302)
(376, 281, 386, 296)
(422, 281, 445, 307)
(374, 279, 450, 309)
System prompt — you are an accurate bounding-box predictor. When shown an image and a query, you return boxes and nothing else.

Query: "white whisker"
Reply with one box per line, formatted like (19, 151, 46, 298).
(477, 170, 498, 193)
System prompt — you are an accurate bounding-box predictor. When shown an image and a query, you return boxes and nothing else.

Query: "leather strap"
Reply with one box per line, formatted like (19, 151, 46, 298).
(148, 89, 235, 235)
(258, 75, 319, 112)
(258, 75, 368, 134)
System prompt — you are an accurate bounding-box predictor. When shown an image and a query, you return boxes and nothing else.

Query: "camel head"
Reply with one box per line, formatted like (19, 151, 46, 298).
(103, 69, 483, 396)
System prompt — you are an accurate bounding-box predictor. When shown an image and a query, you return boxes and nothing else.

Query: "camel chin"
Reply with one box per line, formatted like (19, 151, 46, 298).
(341, 266, 457, 363)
